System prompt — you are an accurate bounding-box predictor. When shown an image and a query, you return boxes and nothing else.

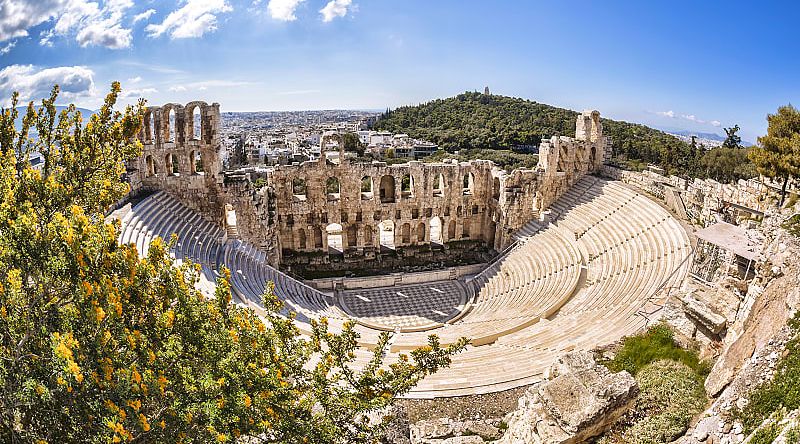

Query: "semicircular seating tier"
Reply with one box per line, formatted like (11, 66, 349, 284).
(116, 175, 692, 398)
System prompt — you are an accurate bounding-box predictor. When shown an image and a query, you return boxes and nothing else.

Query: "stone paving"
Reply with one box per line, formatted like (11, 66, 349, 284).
(338, 281, 468, 331)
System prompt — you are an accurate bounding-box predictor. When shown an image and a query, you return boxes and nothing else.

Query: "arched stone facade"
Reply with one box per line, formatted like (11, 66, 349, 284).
(126, 104, 608, 275)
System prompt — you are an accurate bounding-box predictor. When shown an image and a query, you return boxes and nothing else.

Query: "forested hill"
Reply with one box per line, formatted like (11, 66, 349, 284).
(373, 91, 696, 173)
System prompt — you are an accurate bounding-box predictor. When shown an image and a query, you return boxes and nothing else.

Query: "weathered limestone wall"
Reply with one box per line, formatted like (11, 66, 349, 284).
(127, 103, 608, 274)
(602, 165, 773, 225)
(129, 101, 226, 222)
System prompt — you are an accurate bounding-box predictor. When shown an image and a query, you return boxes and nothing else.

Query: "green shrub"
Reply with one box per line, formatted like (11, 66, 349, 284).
(734, 313, 800, 433)
(785, 424, 800, 444)
(782, 214, 800, 237)
(749, 421, 780, 444)
(604, 324, 710, 378)
(623, 360, 707, 444)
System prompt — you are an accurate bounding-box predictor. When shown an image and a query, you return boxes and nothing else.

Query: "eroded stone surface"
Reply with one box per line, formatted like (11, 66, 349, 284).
(496, 351, 638, 444)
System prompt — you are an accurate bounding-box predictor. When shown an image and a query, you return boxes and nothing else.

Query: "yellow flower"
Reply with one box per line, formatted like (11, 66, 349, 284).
(242, 394, 251, 408)
(139, 413, 150, 432)
(127, 399, 141, 411)
(131, 369, 142, 384)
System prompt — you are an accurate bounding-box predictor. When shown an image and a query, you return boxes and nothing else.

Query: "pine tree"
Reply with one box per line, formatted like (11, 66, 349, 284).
(749, 105, 800, 207)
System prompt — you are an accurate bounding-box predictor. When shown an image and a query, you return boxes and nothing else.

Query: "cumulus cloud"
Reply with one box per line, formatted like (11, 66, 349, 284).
(168, 85, 188, 92)
(0, 40, 15, 55)
(0, 0, 134, 49)
(319, 0, 352, 22)
(0, 0, 66, 41)
(267, 0, 305, 21)
(0, 64, 94, 102)
(146, 0, 232, 39)
(132, 8, 156, 24)
(120, 87, 157, 98)
(680, 114, 705, 124)
(655, 110, 675, 118)
(710, 120, 722, 127)
(127, 76, 142, 83)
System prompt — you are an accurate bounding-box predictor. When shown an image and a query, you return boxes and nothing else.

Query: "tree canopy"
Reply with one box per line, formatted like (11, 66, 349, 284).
(749, 104, 800, 205)
(373, 91, 756, 182)
(0, 83, 466, 443)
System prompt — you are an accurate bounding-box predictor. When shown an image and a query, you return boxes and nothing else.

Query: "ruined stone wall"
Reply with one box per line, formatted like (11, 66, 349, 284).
(126, 103, 608, 274)
(129, 101, 226, 223)
(602, 165, 773, 225)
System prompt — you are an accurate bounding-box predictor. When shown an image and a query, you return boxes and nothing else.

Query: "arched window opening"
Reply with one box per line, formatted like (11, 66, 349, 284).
(462, 221, 471, 238)
(189, 106, 202, 141)
(363, 225, 374, 247)
(457, 205, 463, 217)
(401, 223, 411, 244)
(145, 110, 156, 144)
(447, 220, 456, 241)
(326, 177, 340, 201)
(313, 227, 323, 249)
(416, 222, 425, 242)
(224, 204, 238, 235)
(378, 220, 395, 251)
(165, 108, 176, 143)
(326, 223, 343, 253)
(297, 229, 307, 250)
(433, 173, 444, 197)
(430, 217, 443, 245)
(292, 178, 307, 200)
(379, 175, 395, 203)
(361, 176, 373, 200)
(194, 151, 204, 174)
(589, 146, 597, 167)
(462, 172, 474, 195)
(165, 153, 178, 176)
(145, 155, 155, 177)
(347, 225, 358, 247)
(401, 174, 414, 198)
(492, 177, 501, 200)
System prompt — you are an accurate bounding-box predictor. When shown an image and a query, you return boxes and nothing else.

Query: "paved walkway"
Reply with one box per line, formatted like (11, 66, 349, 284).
(338, 281, 468, 331)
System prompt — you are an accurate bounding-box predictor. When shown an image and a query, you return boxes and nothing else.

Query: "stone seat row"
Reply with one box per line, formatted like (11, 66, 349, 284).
(401, 178, 692, 397)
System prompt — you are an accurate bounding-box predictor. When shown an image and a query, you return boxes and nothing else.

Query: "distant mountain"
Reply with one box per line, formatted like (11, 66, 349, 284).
(664, 129, 725, 142)
(660, 128, 754, 147)
(11, 105, 96, 130)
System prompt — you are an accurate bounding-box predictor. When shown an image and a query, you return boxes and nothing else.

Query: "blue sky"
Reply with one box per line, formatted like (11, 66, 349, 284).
(0, 1, 798, 141)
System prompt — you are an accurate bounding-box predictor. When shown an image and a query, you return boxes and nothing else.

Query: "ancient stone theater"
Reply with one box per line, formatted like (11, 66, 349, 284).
(116, 101, 691, 398)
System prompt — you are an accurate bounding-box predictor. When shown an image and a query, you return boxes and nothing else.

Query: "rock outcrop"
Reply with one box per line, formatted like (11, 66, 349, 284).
(495, 351, 638, 444)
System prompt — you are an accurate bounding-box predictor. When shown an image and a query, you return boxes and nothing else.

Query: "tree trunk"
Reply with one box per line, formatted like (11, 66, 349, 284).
(779, 175, 789, 208)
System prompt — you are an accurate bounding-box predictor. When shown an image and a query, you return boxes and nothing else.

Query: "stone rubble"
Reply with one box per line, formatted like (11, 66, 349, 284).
(495, 351, 638, 444)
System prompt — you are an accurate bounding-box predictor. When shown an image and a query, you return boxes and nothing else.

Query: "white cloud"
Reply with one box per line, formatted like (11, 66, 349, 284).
(655, 110, 675, 118)
(710, 120, 722, 127)
(76, 19, 132, 49)
(267, 0, 305, 21)
(127, 76, 142, 83)
(0, 0, 66, 41)
(319, 0, 352, 22)
(277, 89, 319, 95)
(120, 87, 157, 98)
(0, 64, 95, 102)
(168, 85, 187, 92)
(0, 40, 15, 55)
(132, 8, 156, 24)
(680, 114, 706, 124)
(146, 0, 232, 39)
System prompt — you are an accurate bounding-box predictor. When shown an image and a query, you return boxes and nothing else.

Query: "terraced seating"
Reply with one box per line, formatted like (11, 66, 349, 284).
(116, 177, 692, 399)
(404, 178, 692, 397)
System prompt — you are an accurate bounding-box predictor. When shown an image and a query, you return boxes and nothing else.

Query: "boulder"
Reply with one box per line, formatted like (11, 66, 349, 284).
(496, 351, 638, 444)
